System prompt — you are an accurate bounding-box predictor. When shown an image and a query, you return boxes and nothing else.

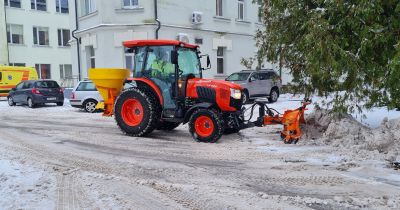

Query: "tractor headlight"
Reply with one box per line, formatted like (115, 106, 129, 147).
(230, 89, 242, 100)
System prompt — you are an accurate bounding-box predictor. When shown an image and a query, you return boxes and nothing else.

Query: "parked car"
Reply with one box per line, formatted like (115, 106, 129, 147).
(7, 80, 64, 108)
(69, 80, 103, 113)
(0, 66, 38, 97)
(226, 69, 282, 103)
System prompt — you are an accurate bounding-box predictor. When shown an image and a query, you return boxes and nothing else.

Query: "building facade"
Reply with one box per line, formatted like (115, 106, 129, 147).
(2, 0, 74, 86)
(71, 0, 290, 81)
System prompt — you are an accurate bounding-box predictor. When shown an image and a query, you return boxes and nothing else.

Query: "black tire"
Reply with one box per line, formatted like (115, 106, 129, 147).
(242, 90, 249, 104)
(7, 97, 15, 106)
(157, 121, 181, 130)
(189, 109, 224, 143)
(27, 97, 35, 108)
(114, 88, 161, 137)
(268, 88, 279, 103)
(57, 102, 64, 106)
(83, 99, 97, 113)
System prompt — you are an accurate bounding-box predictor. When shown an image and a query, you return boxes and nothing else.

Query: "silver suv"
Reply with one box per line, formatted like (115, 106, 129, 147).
(69, 81, 103, 113)
(226, 70, 282, 103)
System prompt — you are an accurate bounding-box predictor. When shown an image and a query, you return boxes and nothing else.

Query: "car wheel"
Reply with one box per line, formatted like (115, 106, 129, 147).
(242, 90, 249, 104)
(27, 98, 35, 108)
(83, 99, 97, 113)
(7, 97, 15, 106)
(268, 88, 279, 103)
(57, 102, 64, 106)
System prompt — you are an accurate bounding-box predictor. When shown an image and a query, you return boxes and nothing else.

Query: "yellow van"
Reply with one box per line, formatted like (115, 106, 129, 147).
(0, 66, 39, 97)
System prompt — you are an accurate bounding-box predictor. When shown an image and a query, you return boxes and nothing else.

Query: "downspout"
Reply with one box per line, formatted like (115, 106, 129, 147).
(154, 0, 160, 39)
(72, 0, 81, 81)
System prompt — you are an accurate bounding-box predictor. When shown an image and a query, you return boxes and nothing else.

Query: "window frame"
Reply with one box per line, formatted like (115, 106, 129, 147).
(6, 24, 24, 45)
(4, 0, 22, 8)
(123, 0, 139, 9)
(35, 64, 51, 79)
(31, 0, 47, 11)
(216, 0, 223, 17)
(59, 64, 72, 79)
(57, 28, 71, 47)
(33, 26, 50, 46)
(237, 0, 245, 21)
(82, 0, 96, 16)
(217, 47, 225, 75)
(56, 0, 69, 14)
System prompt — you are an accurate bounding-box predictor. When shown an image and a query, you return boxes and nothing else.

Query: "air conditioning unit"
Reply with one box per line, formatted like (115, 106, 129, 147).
(192, 11, 203, 24)
(177, 33, 190, 43)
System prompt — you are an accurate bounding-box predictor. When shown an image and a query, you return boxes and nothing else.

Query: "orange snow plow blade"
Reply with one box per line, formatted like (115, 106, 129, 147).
(263, 102, 310, 144)
(88, 68, 130, 116)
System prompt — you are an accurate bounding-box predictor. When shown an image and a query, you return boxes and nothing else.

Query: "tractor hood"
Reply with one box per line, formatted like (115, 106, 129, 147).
(189, 78, 243, 90)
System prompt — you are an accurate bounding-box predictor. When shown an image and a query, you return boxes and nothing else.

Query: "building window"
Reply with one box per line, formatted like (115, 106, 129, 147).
(58, 29, 70, 46)
(237, 0, 245, 21)
(10, 63, 26, 67)
(60, 64, 72, 79)
(195, 38, 203, 45)
(123, 0, 138, 8)
(6, 24, 24, 44)
(216, 0, 223, 16)
(56, 0, 69, 13)
(31, 0, 47, 11)
(81, 0, 96, 16)
(33, 26, 49, 46)
(35, 64, 51, 79)
(4, 0, 22, 8)
(217, 47, 225, 74)
(87, 46, 95, 68)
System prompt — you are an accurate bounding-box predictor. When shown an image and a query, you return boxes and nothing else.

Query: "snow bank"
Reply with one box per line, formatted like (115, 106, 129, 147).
(304, 110, 400, 161)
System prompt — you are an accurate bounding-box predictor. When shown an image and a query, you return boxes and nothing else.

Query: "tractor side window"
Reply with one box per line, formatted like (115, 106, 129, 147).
(177, 48, 201, 78)
(145, 46, 175, 81)
(132, 47, 146, 77)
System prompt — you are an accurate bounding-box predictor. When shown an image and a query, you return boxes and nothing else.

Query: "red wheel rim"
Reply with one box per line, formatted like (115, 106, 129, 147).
(121, 99, 144, 126)
(194, 116, 215, 138)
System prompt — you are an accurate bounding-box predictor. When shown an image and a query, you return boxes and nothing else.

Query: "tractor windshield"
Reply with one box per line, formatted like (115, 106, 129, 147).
(177, 47, 201, 78)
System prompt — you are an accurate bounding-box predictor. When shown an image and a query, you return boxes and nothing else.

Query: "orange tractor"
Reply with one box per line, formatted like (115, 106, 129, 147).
(89, 40, 309, 143)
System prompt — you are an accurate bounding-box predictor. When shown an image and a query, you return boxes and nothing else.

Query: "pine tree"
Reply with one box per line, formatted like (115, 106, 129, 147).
(255, 0, 400, 113)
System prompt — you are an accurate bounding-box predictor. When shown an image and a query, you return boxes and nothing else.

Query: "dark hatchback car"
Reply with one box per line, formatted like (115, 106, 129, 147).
(7, 80, 64, 108)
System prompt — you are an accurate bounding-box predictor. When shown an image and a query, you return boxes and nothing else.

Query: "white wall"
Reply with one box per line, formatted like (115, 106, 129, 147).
(0, 1, 8, 65)
(5, 0, 72, 84)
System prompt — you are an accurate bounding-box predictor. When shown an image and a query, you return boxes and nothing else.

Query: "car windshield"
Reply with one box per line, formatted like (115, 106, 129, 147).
(35, 81, 60, 88)
(226, 73, 251, 81)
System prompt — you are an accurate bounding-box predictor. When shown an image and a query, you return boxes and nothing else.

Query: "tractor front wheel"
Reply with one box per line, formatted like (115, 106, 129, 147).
(114, 88, 161, 137)
(189, 109, 224, 143)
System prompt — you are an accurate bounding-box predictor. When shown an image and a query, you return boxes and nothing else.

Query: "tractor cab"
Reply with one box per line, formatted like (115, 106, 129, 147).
(123, 40, 210, 118)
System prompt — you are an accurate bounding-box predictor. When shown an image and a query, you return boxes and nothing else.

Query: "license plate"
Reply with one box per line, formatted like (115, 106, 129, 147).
(47, 97, 56, 101)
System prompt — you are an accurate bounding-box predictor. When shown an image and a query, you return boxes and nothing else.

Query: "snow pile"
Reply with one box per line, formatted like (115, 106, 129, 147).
(304, 109, 400, 160)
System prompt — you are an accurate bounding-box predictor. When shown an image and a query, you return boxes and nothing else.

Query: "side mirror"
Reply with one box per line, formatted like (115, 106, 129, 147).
(206, 55, 211, 69)
(249, 77, 256, 82)
(171, 50, 178, 65)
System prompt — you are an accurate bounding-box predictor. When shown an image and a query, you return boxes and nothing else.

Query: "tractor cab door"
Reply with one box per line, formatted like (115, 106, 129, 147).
(132, 46, 178, 116)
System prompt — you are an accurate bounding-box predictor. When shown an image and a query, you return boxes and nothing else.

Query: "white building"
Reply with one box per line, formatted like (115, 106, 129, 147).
(1, 0, 74, 85)
(71, 0, 288, 81)
(0, 1, 8, 65)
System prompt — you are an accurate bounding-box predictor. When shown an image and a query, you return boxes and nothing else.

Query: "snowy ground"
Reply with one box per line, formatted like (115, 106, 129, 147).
(0, 95, 399, 209)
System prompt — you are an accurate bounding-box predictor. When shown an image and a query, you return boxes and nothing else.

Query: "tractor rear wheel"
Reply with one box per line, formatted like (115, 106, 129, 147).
(114, 88, 161, 137)
(157, 121, 181, 131)
(189, 109, 224, 143)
